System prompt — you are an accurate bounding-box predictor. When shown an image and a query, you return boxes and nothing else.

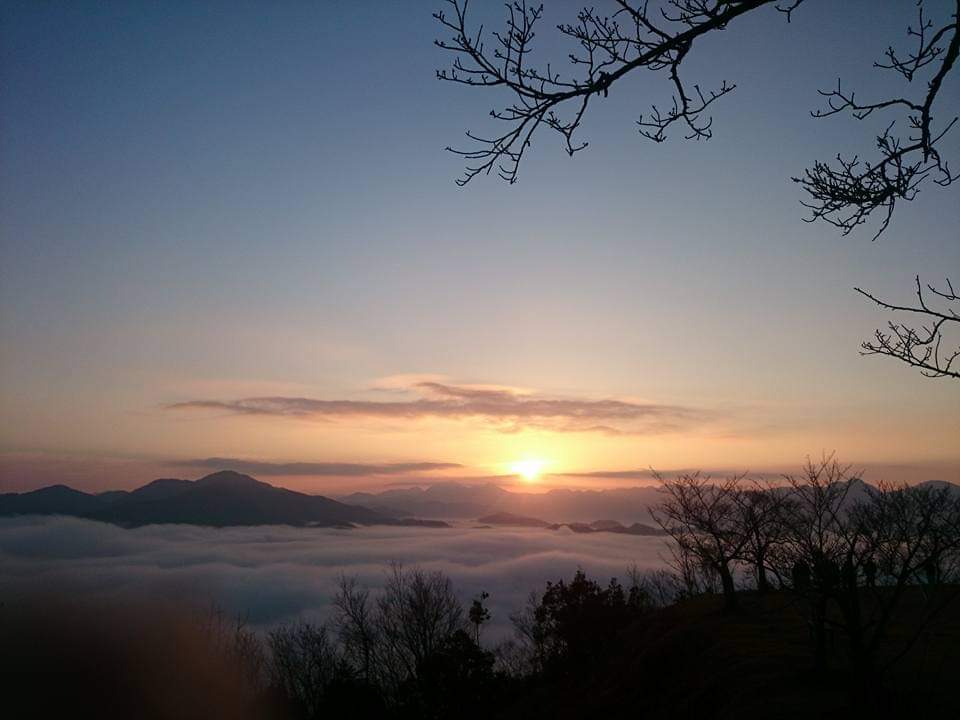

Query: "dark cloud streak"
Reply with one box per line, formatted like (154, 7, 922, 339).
(168, 381, 711, 435)
(167, 458, 463, 476)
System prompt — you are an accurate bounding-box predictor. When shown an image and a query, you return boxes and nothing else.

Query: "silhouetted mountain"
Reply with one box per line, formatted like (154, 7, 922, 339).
(584, 519, 664, 535)
(590, 519, 624, 530)
(340, 478, 960, 527)
(6, 474, 956, 531)
(477, 511, 550, 527)
(476, 511, 665, 535)
(339, 483, 665, 523)
(0, 484, 113, 516)
(918, 479, 960, 497)
(842, 476, 877, 508)
(342, 483, 512, 519)
(618, 522, 664, 536)
(1, 471, 392, 528)
(95, 490, 131, 505)
(128, 477, 194, 502)
(392, 518, 451, 528)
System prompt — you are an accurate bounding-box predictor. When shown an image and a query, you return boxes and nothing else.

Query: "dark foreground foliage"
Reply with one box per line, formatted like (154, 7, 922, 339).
(3, 582, 958, 719)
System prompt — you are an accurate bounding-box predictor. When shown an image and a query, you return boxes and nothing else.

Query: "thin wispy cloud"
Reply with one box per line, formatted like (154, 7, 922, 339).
(558, 469, 661, 480)
(556, 468, 736, 482)
(168, 380, 712, 435)
(167, 458, 462, 477)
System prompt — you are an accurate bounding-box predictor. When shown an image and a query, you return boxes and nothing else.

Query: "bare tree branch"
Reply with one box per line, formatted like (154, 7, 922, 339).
(437, 2, 960, 382)
(435, 0, 797, 184)
(794, 1, 960, 240)
(856, 276, 960, 379)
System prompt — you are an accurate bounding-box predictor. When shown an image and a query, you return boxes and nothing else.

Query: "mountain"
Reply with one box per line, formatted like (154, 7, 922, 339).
(589, 519, 664, 535)
(477, 511, 550, 527)
(618, 522, 664, 536)
(339, 483, 665, 523)
(6, 474, 956, 530)
(543, 519, 665, 536)
(0, 484, 118, 517)
(1, 471, 391, 528)
(344, 477, 960, 525)
(341, 483, 513, 519)
(475, 511, 665, 535)
(127, 478, 194, 502)
(918, 480, 960, 497)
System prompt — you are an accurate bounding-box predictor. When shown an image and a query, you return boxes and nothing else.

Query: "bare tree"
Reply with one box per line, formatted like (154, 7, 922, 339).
(267, 621, 345, 718)
(434, 0, 806, 185)
(778, 455, 858, 573)
(650, 471, 751, 611)
(796, 2, 959, 239)
(198, 605, 269, 704)
(733, 481, 793, 593)
(856, 276, 960, 379)
(774, 455, 860, 668)
(468, 590, 491, 645)
(509, 589, 551, 674)
(773, 457, 960, 676)
(436, 1, 960, 380)
(376, 562, 466, 682)
(333, 573, 380, 684)
(843, 481, 960, 673)
(626, 564, 685, 607)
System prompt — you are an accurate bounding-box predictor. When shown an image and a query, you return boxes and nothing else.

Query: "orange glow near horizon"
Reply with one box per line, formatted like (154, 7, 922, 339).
(509, 458, 547, 483)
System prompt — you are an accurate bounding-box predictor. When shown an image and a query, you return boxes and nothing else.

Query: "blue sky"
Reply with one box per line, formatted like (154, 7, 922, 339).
(1, 0, 958, 491)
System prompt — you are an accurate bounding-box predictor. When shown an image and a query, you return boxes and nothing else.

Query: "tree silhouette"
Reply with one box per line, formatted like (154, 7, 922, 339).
(733, 481, 793, 593)
(856, 276, 960, 379)
(436, 0, 960, 381)
(650, 471, 751, 611)
(468, 591, 491, 645)
(514, 569, 646, 675)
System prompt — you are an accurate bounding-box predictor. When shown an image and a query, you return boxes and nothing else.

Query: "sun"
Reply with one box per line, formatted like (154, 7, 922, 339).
(510, 459, 546, 483)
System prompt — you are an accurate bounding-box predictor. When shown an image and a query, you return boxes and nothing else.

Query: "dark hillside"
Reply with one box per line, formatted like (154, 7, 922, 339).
(497, 590, 960, 720)
(89, 471, 388, 527)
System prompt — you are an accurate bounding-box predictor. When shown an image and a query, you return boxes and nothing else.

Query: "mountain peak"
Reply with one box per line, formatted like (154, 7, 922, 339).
(195, 470, 264, 489)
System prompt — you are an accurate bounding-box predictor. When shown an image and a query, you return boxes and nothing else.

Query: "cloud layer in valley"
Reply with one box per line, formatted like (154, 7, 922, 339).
(169, 379, 712, 435)
(0, 516, 671, 639)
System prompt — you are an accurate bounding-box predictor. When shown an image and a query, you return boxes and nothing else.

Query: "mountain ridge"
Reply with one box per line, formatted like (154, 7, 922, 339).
(4, 474, 956, 530)
(0, 470, 390, 528)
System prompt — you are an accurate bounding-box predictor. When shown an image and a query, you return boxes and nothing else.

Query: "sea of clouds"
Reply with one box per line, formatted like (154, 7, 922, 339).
(0, 516, 672, 639)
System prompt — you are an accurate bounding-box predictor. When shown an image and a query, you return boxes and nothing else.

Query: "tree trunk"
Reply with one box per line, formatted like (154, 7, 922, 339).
(756, 554, 769, 594)
(719, 564, 737, 612)
(812, 596, 827, 670)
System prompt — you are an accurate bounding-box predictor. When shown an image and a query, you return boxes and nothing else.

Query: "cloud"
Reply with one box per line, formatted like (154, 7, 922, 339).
(166, 458, 463, 476)
(168, 380, 711, 435)
(556, 468, 731, 481)
(558, 469, 661, 480)
(0, 516, 671, 640)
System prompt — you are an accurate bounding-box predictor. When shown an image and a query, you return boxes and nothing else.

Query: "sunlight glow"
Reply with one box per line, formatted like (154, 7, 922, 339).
(510, 459, 546, 483)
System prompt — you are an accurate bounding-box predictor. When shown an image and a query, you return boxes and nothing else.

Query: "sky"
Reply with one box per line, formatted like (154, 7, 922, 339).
(1, 0, 958, 493)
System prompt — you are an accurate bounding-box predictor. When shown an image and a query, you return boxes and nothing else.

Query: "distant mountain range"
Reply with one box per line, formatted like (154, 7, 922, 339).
(339, 483, 667, 524)
(2, 472, 955, 531)
(477, 512, 664, 535)
(339, 478, 960, 525)
(0, 471, 392, 528)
